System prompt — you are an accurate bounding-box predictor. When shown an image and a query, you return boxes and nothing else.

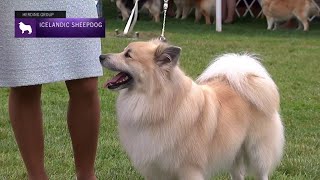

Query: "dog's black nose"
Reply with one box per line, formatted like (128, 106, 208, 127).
(99, 54, 106, 62)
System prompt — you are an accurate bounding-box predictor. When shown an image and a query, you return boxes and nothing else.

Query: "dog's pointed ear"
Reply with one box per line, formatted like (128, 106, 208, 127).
(155, 45, 181, 68)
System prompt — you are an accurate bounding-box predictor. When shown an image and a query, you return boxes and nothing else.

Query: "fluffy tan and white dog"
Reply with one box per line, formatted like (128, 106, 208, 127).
(195, 0, 216, 24)
(100, 39, 284, 180)
(262, 0, 320, 31)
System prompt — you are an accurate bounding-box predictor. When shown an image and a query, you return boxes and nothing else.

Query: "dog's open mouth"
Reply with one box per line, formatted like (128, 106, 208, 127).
(104, 72, 133, 90)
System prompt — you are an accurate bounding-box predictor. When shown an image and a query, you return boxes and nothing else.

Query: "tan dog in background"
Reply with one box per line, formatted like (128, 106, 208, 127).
(195, 0, 216, 24)
(262, 0, 320, 31)
(100, 39, 284, 180)
(174, 0, 195, 19)
(116, 0, 162, 22)
(174, 0, 216, 24)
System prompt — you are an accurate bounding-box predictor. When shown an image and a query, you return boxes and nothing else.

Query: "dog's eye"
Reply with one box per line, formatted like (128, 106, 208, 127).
(124, 51, 132, 59)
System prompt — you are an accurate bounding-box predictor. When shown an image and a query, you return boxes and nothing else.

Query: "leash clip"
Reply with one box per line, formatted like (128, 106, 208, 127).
(159, 35, 166, 42)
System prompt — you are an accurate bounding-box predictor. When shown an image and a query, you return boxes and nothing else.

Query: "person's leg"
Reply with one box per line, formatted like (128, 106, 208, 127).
(65, 78, 100, 180)
(222, 0, 228, 21)
(167, 0, 176, 17)
(224, 0, 236, 23)
(9, 85, 48, 180)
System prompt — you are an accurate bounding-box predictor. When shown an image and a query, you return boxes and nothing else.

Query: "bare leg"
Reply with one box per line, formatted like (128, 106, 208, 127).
(222, 0, 228, 21)
(9, 85, 48, 180)
(224, 0, 236, 23)
(168, 0, 176, 17)
(66, 78, 100, 180)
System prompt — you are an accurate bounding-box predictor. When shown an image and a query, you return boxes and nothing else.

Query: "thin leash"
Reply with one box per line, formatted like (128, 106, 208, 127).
(123, 0, 139, 35)
(159, 0, 169, 41)
(117, 0, 169, 39)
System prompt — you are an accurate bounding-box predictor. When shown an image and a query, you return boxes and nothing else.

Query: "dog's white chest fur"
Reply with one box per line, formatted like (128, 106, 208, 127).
(116, 93, 182, 168)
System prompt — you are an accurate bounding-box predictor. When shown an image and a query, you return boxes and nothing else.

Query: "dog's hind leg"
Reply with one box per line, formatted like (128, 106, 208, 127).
(246, 113, 284, 180)
(272, 22, 279, 31)
(230, 152, 245, 180)
(295, 15, 309, 31)
(294, 8, 309, 31)
(116, 0, 129, 21)
(199, 3, 212, 24)
(175, 1, 182, 18)
(176, 7, 182, 19)
(148, 2, 161, 22)
(202, 10, 211, 24)
(297, 21, 303, 30)
(194, 8, 202, 23)
(174, 0, 183, 19)
(300, 19, 309, 31)
(181, 6, 192, 20)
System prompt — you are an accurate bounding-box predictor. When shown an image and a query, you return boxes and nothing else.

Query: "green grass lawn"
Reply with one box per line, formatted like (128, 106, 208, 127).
(1, 2, 320, 179)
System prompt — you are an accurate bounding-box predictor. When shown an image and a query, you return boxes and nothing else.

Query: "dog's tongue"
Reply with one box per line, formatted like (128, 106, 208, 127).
(104, 72, 127, 88)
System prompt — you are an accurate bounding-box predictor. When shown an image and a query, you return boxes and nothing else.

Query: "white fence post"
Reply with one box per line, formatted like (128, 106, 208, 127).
(216, 0, 222, 32)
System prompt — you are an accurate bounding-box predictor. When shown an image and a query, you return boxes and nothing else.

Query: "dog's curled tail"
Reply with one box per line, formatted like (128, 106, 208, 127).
(197, 53, 279, 115)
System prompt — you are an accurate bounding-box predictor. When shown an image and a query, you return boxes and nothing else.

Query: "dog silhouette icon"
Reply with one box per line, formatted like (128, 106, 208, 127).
(19, 22, 33, 34)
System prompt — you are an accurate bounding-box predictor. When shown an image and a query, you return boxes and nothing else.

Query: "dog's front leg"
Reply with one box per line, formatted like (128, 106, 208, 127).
(178, 168, 205, 180)
(266, 16, 274, 30)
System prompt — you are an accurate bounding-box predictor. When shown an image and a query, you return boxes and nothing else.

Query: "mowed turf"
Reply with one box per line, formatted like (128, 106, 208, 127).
(0, 2, 320, 179)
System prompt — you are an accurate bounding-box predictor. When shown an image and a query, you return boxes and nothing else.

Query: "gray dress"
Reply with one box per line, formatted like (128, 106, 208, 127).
(0, 0, 103, 87)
